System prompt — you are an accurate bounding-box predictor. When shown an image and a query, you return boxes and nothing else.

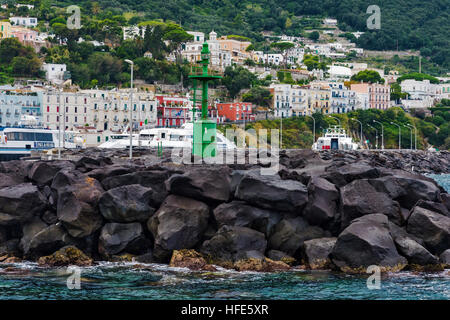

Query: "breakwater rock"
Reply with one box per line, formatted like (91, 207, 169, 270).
(0, 148, 449, 273)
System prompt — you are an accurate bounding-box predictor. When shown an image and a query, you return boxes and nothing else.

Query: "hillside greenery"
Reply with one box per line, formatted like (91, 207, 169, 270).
(41, 0, 450, 72)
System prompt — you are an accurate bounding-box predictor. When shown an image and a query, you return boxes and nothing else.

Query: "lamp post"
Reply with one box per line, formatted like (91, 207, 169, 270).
(390, 122, 401, 150)
(327, 115, 341, 126)
(125, 59, 134, 160)
(368, 124, 378, 149)
(408, 123, 417, 150)
(350, 118, 363, 146)
(372, 120, 384, 150)
(305, 114, 315, 146)
(58, 88, 62, 160)
(404, 124, 413, 150)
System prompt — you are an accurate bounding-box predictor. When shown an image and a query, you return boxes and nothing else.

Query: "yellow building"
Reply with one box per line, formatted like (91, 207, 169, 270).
(307, 84, 331, 114)
(218, 36, 251, 65)
(0, 21, 12, 39)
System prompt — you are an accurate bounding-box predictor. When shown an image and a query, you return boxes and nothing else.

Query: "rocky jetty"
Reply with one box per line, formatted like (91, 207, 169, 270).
(0, 148, 449, 273)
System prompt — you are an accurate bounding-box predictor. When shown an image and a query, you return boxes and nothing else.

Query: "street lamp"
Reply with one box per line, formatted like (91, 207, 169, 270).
(372, 120, 384, 150)
(125, 59, 134, 160)
(367, 124, 378, 150)
(407, 123, 417, 150)
(390, 122, 401, 150)
(327, 115, 341, 126)
(350, 118, 363, 146)
(404, 124, 413, 150)
(305, 114, 315, 145)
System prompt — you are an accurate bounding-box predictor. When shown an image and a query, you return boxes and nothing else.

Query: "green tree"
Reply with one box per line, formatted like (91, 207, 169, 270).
(242, 87, 272, 107)
(222, 66, 257, 98)
(351, 70, 385, 84)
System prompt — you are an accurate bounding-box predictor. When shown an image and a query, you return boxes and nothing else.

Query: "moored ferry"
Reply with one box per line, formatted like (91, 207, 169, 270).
(312, 126, 359, 151)
(99, 122, 237, 151)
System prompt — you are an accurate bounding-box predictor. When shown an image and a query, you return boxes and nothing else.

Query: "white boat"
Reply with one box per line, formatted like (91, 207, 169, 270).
(0, 115, 79, 161)
(312, 126, 359, 151)
(0, 127, 77, 161)
(98, 122, 237, 151)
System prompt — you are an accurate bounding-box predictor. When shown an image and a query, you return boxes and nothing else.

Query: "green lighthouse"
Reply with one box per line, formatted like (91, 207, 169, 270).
(189, 42, 222, 158)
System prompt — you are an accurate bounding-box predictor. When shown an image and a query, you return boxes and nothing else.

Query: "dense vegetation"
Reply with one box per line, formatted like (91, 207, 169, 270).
(44, 0, 450, 72)
(219, 108, 450, 150)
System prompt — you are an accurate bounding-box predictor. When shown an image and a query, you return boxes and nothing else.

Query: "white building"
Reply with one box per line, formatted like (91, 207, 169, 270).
(9, 17, 38, 28)
(400, 79, 443, 108)
(41, 63, 67, 85)
(42, 89, 157, 134)
(323, 18, 338, 26)
(329, 65, 352, 80)
(266, 53, 284, 66)
(181, 31, 231, 71)
(329, 82, 357, 113)
(271, 84, 293, 118)
(122, 26, 145, 40)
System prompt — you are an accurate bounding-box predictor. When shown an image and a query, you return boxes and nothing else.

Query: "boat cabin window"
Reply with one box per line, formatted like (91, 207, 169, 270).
(6, 132, 53, 142)
(140, 134, 154, 140)
(161, 133, 166, 139)
(170, 134, 184, 141)
(110, 135, 126, 140)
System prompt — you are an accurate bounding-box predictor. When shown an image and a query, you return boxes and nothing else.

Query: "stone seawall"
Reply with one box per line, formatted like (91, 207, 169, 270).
(0, 148, 449, 272)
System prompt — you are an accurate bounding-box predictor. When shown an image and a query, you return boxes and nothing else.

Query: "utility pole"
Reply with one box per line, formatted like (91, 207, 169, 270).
(305, 114, 315, 146)
(125, 59, 134, 160)
(351, 118, 363, 147)
(390, 122, 401, 150)
(373, 120, 384, 150)
(404, 124, 413, 150)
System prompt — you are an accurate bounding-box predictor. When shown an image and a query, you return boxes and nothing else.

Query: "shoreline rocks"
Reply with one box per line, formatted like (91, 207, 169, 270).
(0, 149, 448, 273)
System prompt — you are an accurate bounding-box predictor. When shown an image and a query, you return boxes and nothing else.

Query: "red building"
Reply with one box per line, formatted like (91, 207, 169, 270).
(155, 95, 191, 127)
(217, 102, 255, 122)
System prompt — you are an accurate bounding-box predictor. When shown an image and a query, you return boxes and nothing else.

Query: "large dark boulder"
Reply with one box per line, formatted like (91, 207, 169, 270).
(99, 184, 154, 223)
(101, 170, 170, 205)
(148, 195, 209, 261)
(0, 172, 24, 188)
(441, 193, 450, 212)
(268, 217, 325, 256)
(98, 222, 149, 256)
(368, 175, 441, 209)
(340, 179, 401, 228)
(235, 171, 308, 212)
(302, 237, 337, 269)
(52, 170, 104, 238)
(330, 214, 407, 273)
(440, 249, 450, 267)
(166, 167, 232, 202)
(303, 177, 339, 228)
(25, 224, 74, 260)
(415, 199, 449, 217)
(393, 235, 439, 267)
(87, 165, 133, 182)
(213, 201, 281, 237)
(200, 225, 267, 263)
(406, 206, 450, 255)
(20, 217, 48, 255)
(28, 161, 75, 186)
(0, 183, 47, 225)
(322, 163, 380, 187)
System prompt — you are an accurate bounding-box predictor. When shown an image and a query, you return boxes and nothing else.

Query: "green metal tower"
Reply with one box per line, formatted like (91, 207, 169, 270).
(189, 42, 222, 158)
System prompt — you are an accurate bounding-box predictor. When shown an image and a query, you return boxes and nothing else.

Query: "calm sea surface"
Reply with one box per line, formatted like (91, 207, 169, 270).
(0, 175, 448, 300)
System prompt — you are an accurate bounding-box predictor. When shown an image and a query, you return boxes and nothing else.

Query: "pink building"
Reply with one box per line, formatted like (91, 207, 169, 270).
(350, 83, 390, 110)
(11, 26, 38, 44)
